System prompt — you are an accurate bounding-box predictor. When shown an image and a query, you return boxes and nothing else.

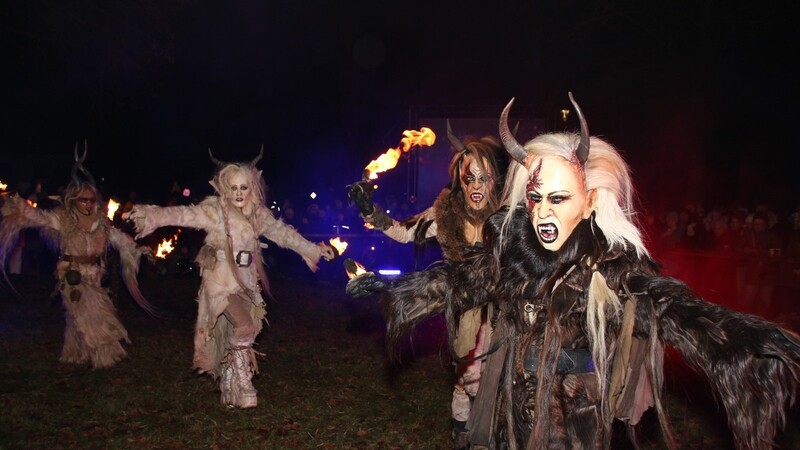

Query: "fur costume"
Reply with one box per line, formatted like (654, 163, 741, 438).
(127, 195, 325, 377)
(0, 195, 156, 369)
(354, 205, 800, 449)
(348, 94, 800, 449)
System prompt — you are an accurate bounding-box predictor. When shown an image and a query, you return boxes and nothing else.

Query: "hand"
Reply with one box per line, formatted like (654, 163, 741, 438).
(121, 207, 145, 234)
(345, 272, 389, 298)
(140, 246, 156, 264)
(347, 181, 376, 216)
(319, 242, 336, 261)
(1, 193, 24, 217)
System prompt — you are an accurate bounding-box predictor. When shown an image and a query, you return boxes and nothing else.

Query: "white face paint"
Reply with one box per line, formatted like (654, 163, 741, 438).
(227, 172, 251, 210)
(460, 156, 493, 211)
(526, 156, 595, 251)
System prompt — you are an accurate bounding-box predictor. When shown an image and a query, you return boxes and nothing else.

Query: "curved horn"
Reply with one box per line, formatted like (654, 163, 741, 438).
(568, 92, 590, 166)
(70, 142, 81, 185)
(446, 120, 466, 153)
(499, 98, 528, 165)
(70, 140, 95, 186)
(251, 144, 264, 166)
(208, 148, 226, 167)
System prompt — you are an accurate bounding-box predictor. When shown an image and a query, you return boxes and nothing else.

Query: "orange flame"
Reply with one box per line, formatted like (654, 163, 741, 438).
(345, 259, 368, 280)
(107, 199, 120, 221)
(0, 180, 7, 191)
(329, 237, 348, 256)
(155, 233, 179, 259)
(364, 127, 436, 180)
(26, 199, 37, 208)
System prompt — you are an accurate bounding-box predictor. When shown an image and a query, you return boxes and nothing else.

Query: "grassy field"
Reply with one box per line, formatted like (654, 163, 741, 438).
(1, 271, 798, 449)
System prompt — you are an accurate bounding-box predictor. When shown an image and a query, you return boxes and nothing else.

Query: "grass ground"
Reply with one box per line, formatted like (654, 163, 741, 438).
(1, 271, 798, 449)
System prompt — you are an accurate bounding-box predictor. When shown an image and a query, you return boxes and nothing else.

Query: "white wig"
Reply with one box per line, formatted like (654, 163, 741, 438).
(502, 132, 649, 258)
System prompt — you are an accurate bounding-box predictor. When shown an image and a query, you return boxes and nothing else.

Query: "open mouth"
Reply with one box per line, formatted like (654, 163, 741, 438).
(235, 197, 244, 203)
(537, 223, 558, 243)
(470, 193, 484, 203)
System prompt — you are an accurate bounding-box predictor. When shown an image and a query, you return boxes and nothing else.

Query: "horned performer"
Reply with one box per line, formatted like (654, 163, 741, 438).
(123, 149, 335, 409)
(347, 93, 800, 449)
(0, 146, 159, 369)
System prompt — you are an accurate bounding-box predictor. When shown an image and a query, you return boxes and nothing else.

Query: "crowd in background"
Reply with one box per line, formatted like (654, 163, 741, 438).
(3, 175, 799, 326)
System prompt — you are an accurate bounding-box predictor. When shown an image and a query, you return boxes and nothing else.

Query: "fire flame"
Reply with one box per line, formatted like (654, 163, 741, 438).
(26, 199, 37, 208)
(329, 237, 348, 256)
(155, 233, 179, 259)
(0, 180, 7, 190)
(107, 199, 120, 221)
(345, 259, 368, 280)
(364, 127, 436, 180)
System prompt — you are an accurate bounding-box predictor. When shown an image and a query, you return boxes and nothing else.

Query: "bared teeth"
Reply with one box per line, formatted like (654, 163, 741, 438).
(470, 193, 484, 202)
(537, 223, 558, 243)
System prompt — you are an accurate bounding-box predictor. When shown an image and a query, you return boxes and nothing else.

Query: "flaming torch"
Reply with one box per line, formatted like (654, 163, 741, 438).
(155, 233, 179, 259)
(343, 258, 367, 280)
(348, 127, 436, 216)
(329, 237, 348, 257)
(107, 199, 120, 221)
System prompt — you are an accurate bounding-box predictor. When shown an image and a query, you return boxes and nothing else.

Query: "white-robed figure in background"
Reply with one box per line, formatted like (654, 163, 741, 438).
(123, 150, 335, 409)
(0, 147, 159, 369)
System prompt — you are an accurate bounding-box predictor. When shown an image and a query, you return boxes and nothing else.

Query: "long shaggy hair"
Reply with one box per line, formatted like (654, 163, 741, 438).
(448, 136, 503, 215)
(210, 163, 271, 296)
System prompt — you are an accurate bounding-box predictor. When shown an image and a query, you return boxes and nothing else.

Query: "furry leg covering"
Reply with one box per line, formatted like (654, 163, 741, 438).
(60, 283, 129, 369)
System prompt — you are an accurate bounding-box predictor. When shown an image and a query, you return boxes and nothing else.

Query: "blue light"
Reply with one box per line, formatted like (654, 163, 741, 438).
(377, 269, 402, 276)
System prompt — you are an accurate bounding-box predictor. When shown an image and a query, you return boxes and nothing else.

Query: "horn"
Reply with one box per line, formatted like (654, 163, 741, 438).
(70, 142, 81, 185)
(568, 92, 590, 166)
(446, 120, 466, 153)
(251, 144, 264, 166)
(71, 140, 95, 186)
(208, 148, 226, 167)
(499, 98, 528, 165)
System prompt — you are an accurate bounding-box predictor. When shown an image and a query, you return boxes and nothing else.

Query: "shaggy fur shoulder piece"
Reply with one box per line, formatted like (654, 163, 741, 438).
(633, 275, 800, 450)
(433, 188, 493, 260)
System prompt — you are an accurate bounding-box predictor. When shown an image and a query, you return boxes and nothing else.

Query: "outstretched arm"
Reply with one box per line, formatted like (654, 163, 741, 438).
(348, 247, 497, 350)
(122, 203, 214, 239)
(634, 275, 800, 450)
(0, 194, 60, 273)
(258, 208, 333, 272)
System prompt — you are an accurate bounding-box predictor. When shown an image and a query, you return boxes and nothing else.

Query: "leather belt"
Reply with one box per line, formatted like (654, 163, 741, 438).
(524, 346, 595, 374)
(62, 254, 102, 265)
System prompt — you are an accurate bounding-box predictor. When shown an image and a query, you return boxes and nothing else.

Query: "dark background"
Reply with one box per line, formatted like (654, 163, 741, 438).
(1, 1, 797, 213)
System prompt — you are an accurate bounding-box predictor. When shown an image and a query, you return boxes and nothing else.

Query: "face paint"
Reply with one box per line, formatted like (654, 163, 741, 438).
(526, 156, 594, 251)
(74, 187, 97, 216)
(460, 156, 493, 211)
(227, 172, 251, 209)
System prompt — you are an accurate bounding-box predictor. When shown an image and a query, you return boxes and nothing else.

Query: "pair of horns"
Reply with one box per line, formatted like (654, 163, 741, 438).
(208, 145, 264, 168)
(70, 140, 95, 187)
(500, 92, 589, 167)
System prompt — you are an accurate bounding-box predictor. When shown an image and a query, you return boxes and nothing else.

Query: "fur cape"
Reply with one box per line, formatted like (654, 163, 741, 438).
(373, 205, 800, 450)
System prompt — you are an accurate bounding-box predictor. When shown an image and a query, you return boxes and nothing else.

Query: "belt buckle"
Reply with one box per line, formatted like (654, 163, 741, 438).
(235, 250, 252, 267)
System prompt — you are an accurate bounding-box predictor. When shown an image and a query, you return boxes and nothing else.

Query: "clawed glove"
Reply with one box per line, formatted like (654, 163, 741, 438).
(345, 272, 390, 298)
(347, 181, 376, 216)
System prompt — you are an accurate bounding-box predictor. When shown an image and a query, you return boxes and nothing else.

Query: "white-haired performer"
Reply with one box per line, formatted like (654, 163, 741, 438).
(0, 147, 159, 369)
(124, 149, 335, 409)
(347, 93, 800, 449)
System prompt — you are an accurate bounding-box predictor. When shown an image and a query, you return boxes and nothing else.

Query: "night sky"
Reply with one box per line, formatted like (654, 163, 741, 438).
(1, 1, 797, 213)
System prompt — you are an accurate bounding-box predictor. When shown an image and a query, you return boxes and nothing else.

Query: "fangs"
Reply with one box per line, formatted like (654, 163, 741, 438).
(470, 193, 484, 203)
(537, 223, 558, 243)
